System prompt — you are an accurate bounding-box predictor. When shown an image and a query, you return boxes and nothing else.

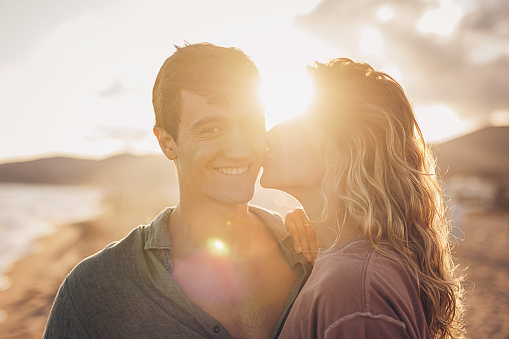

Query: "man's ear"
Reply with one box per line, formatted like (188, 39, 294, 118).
(153, 127, 177, 160)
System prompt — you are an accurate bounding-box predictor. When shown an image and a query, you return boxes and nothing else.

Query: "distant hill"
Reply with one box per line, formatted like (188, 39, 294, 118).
(1, 125, 507, 188)
(433, 126, 509, 177)
(0, 153, 178, 187)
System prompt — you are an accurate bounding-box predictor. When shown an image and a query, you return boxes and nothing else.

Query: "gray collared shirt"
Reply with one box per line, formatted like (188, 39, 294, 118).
(43, 206, 309, 338)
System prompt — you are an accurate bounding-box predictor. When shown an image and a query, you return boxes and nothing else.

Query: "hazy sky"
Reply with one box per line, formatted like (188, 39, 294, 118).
(0, 0, 507, 163)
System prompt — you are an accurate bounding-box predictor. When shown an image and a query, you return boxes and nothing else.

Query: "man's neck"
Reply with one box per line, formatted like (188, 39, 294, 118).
(169, 195, 252, 258)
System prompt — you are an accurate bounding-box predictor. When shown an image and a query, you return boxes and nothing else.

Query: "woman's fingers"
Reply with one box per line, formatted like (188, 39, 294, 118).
(285, 208, 317, 263)
(293, 209, 309, 254)
(285, 213, 302, 252)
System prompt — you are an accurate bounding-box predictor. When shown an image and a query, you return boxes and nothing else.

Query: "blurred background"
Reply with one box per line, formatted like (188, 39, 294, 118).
(0, 0, 508, 337)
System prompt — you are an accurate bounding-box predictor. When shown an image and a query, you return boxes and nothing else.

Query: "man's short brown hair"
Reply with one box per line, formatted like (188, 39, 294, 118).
(152, 42, 261, 140)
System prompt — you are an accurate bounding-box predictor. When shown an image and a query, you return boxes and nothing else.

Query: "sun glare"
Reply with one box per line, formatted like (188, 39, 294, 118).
(260, 73, 313, 129)
(254, 26, 337, 129)
(415, 105, 466, 143)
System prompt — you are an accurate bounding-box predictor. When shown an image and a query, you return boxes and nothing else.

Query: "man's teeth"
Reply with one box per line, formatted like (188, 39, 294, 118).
(217, 165, 249, 175)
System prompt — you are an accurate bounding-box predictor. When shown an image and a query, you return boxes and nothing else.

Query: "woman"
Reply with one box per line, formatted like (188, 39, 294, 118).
(261, 58, 465, 338)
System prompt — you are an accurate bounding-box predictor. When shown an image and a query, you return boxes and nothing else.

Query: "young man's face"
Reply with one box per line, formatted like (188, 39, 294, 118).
(171, 89, 266, 205)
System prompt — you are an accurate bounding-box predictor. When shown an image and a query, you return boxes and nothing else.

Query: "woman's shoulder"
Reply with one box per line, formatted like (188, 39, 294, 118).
(308, 239, 374, 299)
(367, 244, 417, 290)
(315, 238, 372, 272)
(364, 244, 425, 320)
(313, 239, 418, 307)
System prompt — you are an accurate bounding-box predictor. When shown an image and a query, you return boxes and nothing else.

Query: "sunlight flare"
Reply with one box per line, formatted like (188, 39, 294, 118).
(255, 26, 337, 129)
(207, 238, 230, 256)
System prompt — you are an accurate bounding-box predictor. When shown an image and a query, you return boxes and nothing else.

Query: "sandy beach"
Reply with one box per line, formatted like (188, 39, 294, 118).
(0, 186, 173, 338)
(453, 210, 509, 338)
(0, 193, 508, 338)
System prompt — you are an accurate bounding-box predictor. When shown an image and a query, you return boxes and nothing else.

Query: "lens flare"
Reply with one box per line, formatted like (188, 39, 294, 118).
(207, 238, 230, 256)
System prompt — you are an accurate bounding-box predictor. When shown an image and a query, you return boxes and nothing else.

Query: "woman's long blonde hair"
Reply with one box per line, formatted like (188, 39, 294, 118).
(312, 58, 465, 338)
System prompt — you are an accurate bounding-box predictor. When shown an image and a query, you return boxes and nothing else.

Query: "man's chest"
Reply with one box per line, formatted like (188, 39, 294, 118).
(171, 249, 297, 338)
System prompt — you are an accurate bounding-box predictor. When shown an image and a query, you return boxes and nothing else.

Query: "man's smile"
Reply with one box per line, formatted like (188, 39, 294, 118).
(215, 165, 249, 175)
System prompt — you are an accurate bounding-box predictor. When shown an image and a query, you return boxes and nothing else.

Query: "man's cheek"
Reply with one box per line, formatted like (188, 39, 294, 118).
(253, 135, 268, 158)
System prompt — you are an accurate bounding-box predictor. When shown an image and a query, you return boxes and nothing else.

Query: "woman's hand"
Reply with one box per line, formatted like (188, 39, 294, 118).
(285, 208, 319, 264)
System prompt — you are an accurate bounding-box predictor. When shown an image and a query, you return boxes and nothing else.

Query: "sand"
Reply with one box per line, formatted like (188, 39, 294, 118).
(0, 196, 508, 338)
(0, 188, 170, 338)
(454, 210, 509, 338)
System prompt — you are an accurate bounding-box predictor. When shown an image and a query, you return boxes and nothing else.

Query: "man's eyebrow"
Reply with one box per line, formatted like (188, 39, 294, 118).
(207, 94, 228, 105)
(191, 116, 228, 130)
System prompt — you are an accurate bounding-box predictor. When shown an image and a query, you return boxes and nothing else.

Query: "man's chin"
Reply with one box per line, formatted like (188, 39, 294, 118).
(215, 189, 255, 205)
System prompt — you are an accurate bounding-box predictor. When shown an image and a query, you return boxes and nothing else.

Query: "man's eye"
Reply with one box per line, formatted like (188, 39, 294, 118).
(202, 127, 222, 134)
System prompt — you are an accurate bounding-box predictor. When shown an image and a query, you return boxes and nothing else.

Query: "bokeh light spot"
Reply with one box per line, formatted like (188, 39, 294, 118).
(376, 6, 394, 22)
(489, 110, 509, 127)
(472, 227, 487, 242)
(0, 309, 7, 324)
(273, 192, 289, 208)
(417, 0, 464, 36)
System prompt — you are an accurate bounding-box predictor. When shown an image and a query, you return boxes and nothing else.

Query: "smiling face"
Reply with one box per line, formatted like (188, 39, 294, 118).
(260, 115, 326, 197)
(166, 89, 267, 205)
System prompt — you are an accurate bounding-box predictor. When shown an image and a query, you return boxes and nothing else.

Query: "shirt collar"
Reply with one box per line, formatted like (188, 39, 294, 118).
(144, 207, 174, 251)
(143, 205, 302, 265)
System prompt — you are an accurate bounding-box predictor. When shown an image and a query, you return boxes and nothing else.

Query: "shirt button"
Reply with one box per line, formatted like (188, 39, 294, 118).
(164, 264, 170, 270)
(213, 326, 220, 334)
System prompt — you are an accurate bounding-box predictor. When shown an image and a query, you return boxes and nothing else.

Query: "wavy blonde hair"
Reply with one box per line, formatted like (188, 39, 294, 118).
(311, 58, 465, 338)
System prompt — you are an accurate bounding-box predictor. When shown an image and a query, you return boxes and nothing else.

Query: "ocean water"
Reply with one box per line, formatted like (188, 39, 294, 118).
(0, 183, 103, 290)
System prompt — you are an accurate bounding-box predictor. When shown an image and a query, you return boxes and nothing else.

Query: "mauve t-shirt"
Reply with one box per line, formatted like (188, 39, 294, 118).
(279, 238, 431, 339)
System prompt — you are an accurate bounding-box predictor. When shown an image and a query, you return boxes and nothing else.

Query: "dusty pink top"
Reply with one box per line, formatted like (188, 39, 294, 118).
(279, 238, 431, 339)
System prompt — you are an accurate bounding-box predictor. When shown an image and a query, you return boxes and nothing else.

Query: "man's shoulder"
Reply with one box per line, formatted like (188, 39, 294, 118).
(248, 204, 287, 238)
(248, 204, 283, 223)
(69, 208, 172, 278)
(248, 204, 311, 277)
(64, 224, 149, 288)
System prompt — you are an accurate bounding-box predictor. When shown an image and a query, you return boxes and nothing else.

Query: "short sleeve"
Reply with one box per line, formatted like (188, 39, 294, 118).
(325, 314, 410, 339)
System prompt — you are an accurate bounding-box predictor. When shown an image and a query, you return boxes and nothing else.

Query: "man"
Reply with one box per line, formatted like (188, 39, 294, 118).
(43, 43, 309, 338)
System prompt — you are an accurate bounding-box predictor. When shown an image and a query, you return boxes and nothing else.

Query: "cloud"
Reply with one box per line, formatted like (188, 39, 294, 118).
(88, 125, 149, 142)
(296, 0, 509, 121)
(0, 0, 108, 64)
